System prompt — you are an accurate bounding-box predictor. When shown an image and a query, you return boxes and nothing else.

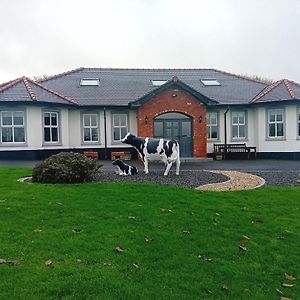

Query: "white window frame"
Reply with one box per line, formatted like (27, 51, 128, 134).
(82, 113, 99, 143)
(112, 112, 128, 142)
(0, 111, 26, 144)
(200, 79, 221, 86)
(206, 112, 218, 141)
(151, 80, 167, 87)
(43, 111, 60, 143)
(231, 111, 247, 140)
(267, 108, 285, 139)
(80, 78, 99, 86)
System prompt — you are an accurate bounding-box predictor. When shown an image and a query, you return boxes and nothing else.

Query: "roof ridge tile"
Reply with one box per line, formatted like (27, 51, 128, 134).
(0, 77, 24, 93)
(37, 67, 84, 83)
(283, 79, 296, 98)
(23, 77, 37, 101)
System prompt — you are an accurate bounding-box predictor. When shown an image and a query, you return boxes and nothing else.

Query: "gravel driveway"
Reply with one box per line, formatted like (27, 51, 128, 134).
(96, 170, 228, 189)
(249, 171, 300, 186)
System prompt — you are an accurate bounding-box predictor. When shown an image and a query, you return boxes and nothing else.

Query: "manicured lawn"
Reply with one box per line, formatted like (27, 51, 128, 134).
(0, 168, 299, 300)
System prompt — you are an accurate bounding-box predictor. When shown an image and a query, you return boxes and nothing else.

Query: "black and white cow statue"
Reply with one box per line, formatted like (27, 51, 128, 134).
(121, 132, 180, 176)
(112, 159, 138, 176)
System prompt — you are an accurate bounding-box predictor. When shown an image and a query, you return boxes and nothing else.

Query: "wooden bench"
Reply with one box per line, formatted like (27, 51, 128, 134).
(83, 151, 98, 159)
(213, 143, 256, 160)
(111, 151, 131, 160)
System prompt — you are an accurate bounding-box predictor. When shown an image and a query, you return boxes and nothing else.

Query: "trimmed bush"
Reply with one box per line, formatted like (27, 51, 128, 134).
(32, 152, 102, 184)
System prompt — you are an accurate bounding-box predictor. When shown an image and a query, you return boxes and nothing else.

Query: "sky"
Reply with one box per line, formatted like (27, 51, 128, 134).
(1, 0, 300, 83)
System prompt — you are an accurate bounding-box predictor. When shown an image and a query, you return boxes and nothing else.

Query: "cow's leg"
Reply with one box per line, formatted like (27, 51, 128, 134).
(144, 158, 149, 174)
(164, 161, 173, 176)
(175, 156, 180, 175)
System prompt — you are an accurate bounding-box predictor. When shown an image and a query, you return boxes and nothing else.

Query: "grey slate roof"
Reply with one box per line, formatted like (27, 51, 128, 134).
(0, 77, 77, 105)
(40, 68, 268, 106)
(251, 79, 300, 103)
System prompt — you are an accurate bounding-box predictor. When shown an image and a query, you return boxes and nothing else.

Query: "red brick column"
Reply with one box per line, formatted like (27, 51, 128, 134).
(137, 88, 207, 157)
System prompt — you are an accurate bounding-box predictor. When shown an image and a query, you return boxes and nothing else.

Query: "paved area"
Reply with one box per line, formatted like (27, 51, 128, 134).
(0, 159, 300, 171)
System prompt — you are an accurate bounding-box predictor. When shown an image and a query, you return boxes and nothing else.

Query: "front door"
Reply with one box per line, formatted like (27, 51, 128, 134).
(154, 112, 193, 157)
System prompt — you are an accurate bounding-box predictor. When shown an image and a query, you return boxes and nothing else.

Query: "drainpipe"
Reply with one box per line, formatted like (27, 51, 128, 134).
(224, 106, 230, 145)
(103, 107, 108, 160)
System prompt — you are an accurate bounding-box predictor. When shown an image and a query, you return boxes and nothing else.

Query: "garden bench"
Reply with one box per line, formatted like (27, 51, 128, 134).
(213, 143, 256, 160)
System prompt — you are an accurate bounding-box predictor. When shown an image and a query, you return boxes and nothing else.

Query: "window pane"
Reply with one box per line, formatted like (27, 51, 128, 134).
(51, 113, 57, 126)
(13, 112, 24, 126)
(121, 127, 127, 140)
(239, 125, 245, 138)
(120, 114, 127, 126)
(232, 113, 238, 124)
(210, 114, 217, 125)
(44, 128, 51, 142)
(182, 121, 191, 137)
(2, 112, 12, 125)
(277, 123, 284, 136)
(154, 121, 163, 137)
(238, 113, 245, 124)
(44, 113, 50, 126)
(269, 111, 275, 122)
(276, 112, 283, 122)
(90, 115, 97, 127)
(114, 128, 120, 140)
(2, 127, 13, 142)
(84, 128, 91, 141)
(14, 128, 25, 142)
(51, 128, 58, 142)
(232, 125, 238, 138)
(83, 114, 90, 127)
(211, 126, 218, 139)
(269, 124, 275, 137)
(91, 128, 98, 141)
(113, 114, 120, 126)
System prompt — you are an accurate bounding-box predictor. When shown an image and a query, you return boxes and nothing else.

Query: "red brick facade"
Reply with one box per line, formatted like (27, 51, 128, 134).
(137, 88, 207, 157)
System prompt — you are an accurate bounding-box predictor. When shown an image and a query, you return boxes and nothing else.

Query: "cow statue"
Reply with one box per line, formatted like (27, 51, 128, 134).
(121, 132, 180, 176)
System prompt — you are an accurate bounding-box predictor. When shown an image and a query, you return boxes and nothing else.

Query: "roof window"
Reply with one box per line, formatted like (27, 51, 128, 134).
(151, 80, 167, 87)
(80, 78, 100, 86)
(200, 79, 221, 86)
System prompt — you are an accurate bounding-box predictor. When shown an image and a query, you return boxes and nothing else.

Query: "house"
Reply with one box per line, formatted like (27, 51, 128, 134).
(0, 67, 299, 160)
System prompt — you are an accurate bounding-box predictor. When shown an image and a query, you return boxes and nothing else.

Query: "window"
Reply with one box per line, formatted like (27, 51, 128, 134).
(113, 113, 128, 141)
(0, 111, 25, 143)
(267, 109, 284, 138)
(232, 111, 246, 139)
(200, 79, 221, 86)
(43, 112, 59, 143)
(151, 80, 167, 86)
(206, 112, 218, 140)
(80, 78, 99, 86)
(83, 113, 99, 142)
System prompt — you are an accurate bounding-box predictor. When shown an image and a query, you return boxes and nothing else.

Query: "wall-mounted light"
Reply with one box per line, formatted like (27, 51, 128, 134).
(199, 116, 202, 123)
(172, 93, 177, 98)
(144, 116, 148, 124)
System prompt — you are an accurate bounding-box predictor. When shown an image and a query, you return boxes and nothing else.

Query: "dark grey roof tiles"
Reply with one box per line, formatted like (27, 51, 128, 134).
(40, 68, 268, 106)
(0, 77, 77, 105)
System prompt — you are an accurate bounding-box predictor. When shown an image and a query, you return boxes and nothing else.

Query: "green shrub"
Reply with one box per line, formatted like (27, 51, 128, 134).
(32, 152, 102, 184)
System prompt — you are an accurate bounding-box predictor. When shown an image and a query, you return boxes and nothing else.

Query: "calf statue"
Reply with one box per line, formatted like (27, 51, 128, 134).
(121, 132, 180, 176)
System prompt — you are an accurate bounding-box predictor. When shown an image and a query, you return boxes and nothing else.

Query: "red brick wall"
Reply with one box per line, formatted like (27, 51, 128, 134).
(137, 88, 207, 157)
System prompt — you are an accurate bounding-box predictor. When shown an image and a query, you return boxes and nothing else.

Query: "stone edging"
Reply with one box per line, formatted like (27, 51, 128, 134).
(196, 170, 265, 192)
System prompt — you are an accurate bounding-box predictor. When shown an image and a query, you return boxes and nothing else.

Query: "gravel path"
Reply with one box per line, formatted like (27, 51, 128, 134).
(96, 170, 228, 189)
(248, 171, 300, 186)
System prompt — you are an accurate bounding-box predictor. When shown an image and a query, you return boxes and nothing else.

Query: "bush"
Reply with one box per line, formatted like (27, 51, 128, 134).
(32, 152, 102, 184)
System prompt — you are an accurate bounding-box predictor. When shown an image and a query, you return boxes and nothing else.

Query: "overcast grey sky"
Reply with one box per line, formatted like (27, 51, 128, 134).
(1, 0, 300, 83)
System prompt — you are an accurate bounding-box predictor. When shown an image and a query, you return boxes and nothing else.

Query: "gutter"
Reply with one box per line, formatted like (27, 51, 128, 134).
(224, 106, 230, 145)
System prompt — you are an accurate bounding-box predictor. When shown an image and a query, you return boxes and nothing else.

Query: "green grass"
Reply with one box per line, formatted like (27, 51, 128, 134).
(0, 168, 299, 300)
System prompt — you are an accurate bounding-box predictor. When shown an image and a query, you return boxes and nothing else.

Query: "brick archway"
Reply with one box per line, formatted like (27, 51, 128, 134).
(136, 88, 207, 157)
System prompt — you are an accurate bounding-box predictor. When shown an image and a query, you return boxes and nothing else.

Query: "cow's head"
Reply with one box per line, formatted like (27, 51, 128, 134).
(121, 132, 136, 144)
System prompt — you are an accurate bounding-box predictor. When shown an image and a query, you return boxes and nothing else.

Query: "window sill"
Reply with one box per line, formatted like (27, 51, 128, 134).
(81, 141, 101, 145)
(0, 142, 27, 147)
(42, 142, 62, 147)
(265, 137, 286, 141)
(207, 139, 220, 143)
(230, 138, 248, 142)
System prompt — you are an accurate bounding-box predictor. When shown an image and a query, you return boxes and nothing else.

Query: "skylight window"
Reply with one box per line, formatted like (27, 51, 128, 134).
(200, 79, 221, 86)
(151, 80, 167, 87)
(80, 79, 100, 86)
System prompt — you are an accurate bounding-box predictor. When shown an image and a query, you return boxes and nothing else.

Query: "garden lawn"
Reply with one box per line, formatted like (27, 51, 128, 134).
(0, 168, 299, 300)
